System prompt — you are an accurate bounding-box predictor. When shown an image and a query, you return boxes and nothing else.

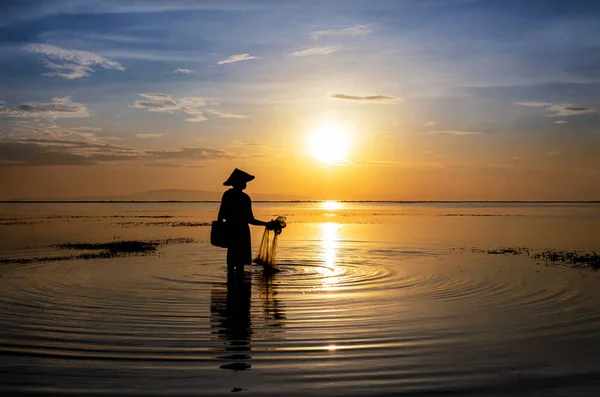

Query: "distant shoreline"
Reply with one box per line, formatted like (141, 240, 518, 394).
(1, 200, 598, 204)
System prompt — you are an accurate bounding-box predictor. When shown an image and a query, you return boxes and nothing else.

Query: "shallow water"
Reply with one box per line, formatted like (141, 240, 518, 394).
(1, 202, 600, 396)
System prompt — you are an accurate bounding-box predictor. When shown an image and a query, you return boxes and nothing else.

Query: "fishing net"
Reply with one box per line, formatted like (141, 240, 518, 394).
(254, 216, 287, 270)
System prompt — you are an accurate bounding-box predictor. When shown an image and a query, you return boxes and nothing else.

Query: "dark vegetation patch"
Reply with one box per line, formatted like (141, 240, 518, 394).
(0, 215, 180, 226)
(0, 221, 42, 226)
(269, 213, 521, 218)
(114, 221, 211, 227)
(0, 238, 197, 264)
(56, 240, 162, 253)
(442, 214, 522, 217)
(486, 248, 523, 255)
(532, 250, 600, 270)
(0, 215, 176, 220)
(50, 215, 176, 219)
(468, 247, 600, 270)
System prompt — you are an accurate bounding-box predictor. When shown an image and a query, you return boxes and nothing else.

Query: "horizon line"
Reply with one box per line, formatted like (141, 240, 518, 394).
(1, 200, 599, 204)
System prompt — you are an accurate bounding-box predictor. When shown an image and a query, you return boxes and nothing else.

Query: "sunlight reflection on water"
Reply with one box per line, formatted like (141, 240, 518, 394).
(315, 222, 341, 290)
(321, 200, 343, 211)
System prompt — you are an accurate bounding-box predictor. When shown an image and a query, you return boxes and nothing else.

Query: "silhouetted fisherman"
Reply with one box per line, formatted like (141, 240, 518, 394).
(218, 168, 276, 276)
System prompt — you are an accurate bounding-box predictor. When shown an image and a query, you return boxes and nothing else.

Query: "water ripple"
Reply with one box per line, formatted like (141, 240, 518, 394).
(1, 241, 600, 395)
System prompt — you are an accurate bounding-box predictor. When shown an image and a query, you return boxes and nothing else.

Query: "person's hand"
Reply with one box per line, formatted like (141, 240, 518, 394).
(268, 220, 282, 232)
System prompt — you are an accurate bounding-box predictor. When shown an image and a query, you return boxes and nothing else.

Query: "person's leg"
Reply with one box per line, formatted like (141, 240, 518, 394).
(235, 263, 245, 279)
(235, 264, 244, 278)
(226, 249, 236, 276)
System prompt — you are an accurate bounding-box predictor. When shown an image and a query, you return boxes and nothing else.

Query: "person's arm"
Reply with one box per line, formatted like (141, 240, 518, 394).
(217, 192, 227, 222)
(249, 210, 269, 227)
(249, 217, 269, 227)
(247, 196, 269, 227)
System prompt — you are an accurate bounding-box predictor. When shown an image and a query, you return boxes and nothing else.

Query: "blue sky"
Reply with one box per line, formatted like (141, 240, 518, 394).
(1, 0, 599, 200)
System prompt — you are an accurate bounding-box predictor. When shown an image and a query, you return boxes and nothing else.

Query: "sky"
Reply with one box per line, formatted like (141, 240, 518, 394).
(1, 0, 599, 200)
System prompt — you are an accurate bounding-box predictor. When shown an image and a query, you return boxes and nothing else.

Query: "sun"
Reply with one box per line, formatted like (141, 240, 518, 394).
(309, 123, 350, 165)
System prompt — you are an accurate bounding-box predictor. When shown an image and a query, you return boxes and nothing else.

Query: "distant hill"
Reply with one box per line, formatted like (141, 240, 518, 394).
(11, 189, 306, 202)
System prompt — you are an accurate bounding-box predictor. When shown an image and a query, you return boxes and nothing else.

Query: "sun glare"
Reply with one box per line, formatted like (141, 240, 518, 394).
(309, 124, 350, 165)
(322, 200, 342, 211)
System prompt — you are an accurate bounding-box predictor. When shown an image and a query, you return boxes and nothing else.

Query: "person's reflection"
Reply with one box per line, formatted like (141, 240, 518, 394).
(210, 273, 252, 371)
(257, 271, 286, 334)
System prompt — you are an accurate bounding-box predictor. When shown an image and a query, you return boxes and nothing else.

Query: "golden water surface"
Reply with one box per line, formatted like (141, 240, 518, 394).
(1, 202, 599, 396)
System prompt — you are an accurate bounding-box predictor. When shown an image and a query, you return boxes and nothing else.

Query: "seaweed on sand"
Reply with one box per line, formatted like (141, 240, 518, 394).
(0, 238, 197, 264)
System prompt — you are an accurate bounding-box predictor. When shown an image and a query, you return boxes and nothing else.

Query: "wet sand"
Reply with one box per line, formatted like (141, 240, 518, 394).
(1, 202, 599, 396)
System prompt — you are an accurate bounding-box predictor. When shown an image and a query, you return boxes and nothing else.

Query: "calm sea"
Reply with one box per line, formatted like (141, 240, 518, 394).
(1, 202, 599, 396)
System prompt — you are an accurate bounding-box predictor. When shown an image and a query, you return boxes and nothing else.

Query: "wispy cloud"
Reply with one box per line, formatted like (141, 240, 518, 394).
(0, 141, 96, 167)
(24, 43, 125, 79)
(131, 94, 244, 122)
(3, 1, 292, 23)
(3, 120, 106, 143)
(0, 134, 235, 167)
(554, 120, 568, 124)
(217, 54, 258, 65)
(131, 93, 211, 122)
(289, 46, 344, 56)
(514, 101, 596, 117)
(514, 101, 548, 107)
(421, 130, 482, 136)
(131, 93, 180, 112)
(238, 140, 260, 147)
(173, 68, 193, 74)
(0, 136, 138, 167)
(205, 109, 247, 119)
(422, 121, 436, 127)
(311, 24, 374, 39)
(177, 97, 211, 122)
(0, 97, 89, 119)
(136, 133, 163, 138)
(146, 147, 233, 160)
(545, 151, 563, 156)
(328, 93, 403, 104)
